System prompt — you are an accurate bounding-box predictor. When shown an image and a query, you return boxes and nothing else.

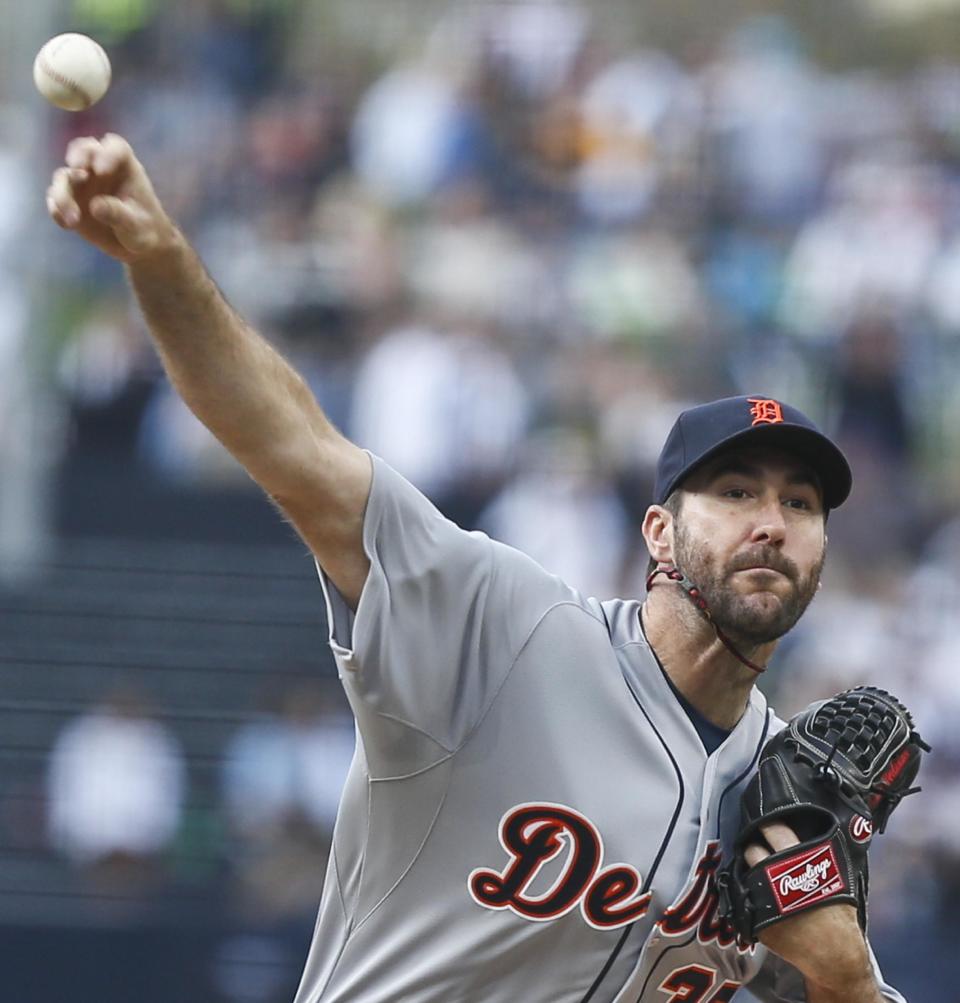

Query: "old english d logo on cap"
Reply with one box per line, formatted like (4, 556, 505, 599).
(748, 398, 784, 426)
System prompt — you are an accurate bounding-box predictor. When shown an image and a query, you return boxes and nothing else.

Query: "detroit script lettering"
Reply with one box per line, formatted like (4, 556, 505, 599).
(468, 803, 652, 930)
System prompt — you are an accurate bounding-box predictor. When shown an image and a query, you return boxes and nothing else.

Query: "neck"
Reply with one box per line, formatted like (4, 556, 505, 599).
(640, 588, 778, 730)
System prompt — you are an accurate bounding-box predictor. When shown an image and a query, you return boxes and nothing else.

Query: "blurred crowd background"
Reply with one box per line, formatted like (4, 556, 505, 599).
(1, 0, 959, 999)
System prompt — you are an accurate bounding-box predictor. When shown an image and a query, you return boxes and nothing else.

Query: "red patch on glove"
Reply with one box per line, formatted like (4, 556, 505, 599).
(766, 843, 846, 915)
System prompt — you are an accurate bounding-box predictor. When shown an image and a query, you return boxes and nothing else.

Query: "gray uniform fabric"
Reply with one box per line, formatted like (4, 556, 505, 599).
(295, 455, 905, 1003)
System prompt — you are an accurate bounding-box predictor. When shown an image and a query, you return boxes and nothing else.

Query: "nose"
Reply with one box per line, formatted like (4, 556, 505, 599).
(750, 496, 787, 547)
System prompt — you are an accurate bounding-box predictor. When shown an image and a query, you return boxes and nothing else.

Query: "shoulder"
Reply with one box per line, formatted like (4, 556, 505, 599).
(585, 596, 645, 644)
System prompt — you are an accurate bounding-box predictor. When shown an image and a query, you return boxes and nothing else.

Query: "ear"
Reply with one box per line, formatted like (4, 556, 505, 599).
(642, 504, 676, 567)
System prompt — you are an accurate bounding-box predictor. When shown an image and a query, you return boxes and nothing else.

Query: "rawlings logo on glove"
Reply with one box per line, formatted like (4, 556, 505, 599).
(716, 686, 930, 944)
(768, 845, 843, 912)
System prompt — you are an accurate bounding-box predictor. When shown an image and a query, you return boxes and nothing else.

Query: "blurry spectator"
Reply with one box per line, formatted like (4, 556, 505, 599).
(478, 0, 589, 99)
(479, 424, 629, 597)
(246, 86, 344, 193)
(575, 50, 701, 222)
(703, 222, 786, 335)
(828, 311, 918, 561)
(113, 60, 240, 228)
(222, 680, 354, 920)
(57, 298, 158, 461)
(568, 228, 703, 342)
(47, 687, 186, 874)
(351, 62, 474, 206)
(407, 183, 555, 328)
(833, 311, 912, 463)
(186, 0, 286, 100)
(778, 155, 943, 340)
(308, 177, 404, 312)
(587, 347, 688, 480)
(223, 680, 353, 839)
(349, 322, 528, 507)
(706, 17, 825, 222)
(901, 520, 960, 753)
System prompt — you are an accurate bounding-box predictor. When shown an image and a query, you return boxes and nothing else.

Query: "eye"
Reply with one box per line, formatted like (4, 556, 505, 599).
(785, 497, 814, 511)
(723, 487, 750, 500)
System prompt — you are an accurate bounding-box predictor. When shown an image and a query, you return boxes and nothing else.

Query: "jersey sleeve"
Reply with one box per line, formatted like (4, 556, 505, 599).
(743, 941, 906, 1002)
(317, 453, 575, 777)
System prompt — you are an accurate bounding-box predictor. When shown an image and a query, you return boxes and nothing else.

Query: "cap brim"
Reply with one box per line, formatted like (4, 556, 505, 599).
(672, 423, 852, 510)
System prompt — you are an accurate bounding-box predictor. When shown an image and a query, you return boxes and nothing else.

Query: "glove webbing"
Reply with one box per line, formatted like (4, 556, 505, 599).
(806, 690, 929, 829)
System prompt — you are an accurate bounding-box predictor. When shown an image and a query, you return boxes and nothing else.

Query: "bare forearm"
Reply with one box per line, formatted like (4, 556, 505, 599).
(803, 964, 886, 1003)
(47, 132, 335, 493)
(127, 231, 333, 496)
(48, 133, 372, 600)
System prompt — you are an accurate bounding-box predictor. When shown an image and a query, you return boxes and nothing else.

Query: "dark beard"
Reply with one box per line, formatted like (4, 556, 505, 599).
(673, 525, 824, 646)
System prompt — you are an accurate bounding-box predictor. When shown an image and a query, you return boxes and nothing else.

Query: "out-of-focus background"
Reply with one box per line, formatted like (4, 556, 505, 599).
(1, 0, 958, 999)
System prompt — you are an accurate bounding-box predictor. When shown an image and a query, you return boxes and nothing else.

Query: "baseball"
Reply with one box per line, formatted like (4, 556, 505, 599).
(33, 33, 111, 111)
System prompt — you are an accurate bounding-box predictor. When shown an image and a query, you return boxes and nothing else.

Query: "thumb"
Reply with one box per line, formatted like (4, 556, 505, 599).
(89, 194, 138, 231)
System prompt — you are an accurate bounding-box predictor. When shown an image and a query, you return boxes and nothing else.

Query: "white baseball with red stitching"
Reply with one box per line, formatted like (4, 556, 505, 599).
(33, 33, 111, 111)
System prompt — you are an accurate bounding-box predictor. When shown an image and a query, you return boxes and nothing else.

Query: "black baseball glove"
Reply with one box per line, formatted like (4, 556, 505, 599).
(716, 686, 929, 945)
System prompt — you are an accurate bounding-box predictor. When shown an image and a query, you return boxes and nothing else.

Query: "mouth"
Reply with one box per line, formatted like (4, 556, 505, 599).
(734, 566, 793, 584)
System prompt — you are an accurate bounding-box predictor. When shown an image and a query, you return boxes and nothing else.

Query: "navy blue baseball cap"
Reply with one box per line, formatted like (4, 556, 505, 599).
(654, 395, 852, 510)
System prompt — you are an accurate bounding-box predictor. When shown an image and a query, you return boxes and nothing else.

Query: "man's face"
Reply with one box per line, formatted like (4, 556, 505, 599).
(668, 447, 827, 646)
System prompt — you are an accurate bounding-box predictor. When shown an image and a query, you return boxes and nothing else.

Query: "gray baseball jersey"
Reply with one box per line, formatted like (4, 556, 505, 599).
(295, 455, 905, 1003)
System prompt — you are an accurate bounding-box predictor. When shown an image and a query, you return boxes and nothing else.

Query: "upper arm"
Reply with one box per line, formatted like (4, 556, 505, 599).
(269, 433, 373, 609)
